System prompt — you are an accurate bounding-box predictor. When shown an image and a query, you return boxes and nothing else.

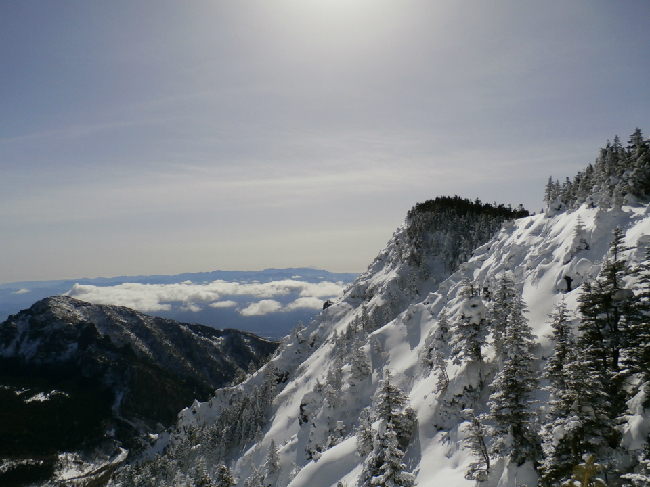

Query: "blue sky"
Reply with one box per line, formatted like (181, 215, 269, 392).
(2, 0, 649, 283)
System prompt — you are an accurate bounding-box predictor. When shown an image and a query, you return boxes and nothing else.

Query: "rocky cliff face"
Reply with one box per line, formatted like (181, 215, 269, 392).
(0, 296, 278, 486)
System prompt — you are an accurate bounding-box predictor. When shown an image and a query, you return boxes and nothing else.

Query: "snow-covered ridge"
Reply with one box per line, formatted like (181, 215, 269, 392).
(121, 201, 650, 487)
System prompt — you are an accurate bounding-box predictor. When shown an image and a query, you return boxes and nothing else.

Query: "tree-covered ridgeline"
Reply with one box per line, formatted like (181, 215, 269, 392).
(408, 195, 529, 220)
(404, 196, 529, 279)
(546, 128, 650, 211)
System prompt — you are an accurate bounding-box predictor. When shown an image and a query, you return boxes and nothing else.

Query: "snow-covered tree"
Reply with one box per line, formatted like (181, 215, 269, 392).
(361, 304, 377, 332)
(350, 338, 371, 385)
(265, 439, 281, 477)
(574, 216, 590, 251)
(356, 407, 374, 456)
(543, 129, 650, 211)
(544, 299, 575, 393)
(579, 227, 637, 417)
(287, 463, 301, 484)
(540, 346, 615, 485)
(545, 176, 559, 205)
(487, 289, 540, 466)
(325, 355, 344, 407)
(359, 373, 416, 487)
(371, 372, 417, 449)
(214, 465, 236, 487)
(364, 424, 415, 487)
(462, 409, 490, 482)
(432, 310, 451, 393)
(243, 467, 264, 487)
(451, 279, 488, 366)
(489, 273, 519, 364)
(192, 463, 215, 487)
(422, 310, 451, 392)
(624, 245, 650, 381)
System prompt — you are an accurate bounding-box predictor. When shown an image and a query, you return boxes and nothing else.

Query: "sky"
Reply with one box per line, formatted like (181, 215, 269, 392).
(2, 0, 650, 284)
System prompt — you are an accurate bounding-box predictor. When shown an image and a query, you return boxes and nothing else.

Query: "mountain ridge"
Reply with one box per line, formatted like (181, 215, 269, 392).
(112, 130, 650, 487)
(0, 296, 278, 486)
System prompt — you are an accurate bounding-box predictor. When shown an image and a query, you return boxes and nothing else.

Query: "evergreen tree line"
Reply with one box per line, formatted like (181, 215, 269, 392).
(112, 368, 279, 487)
(424, 229, 650, 486)
(545, 128, 650, 211)
(541, 228, 650, 487)
(405, 196, 529, 277)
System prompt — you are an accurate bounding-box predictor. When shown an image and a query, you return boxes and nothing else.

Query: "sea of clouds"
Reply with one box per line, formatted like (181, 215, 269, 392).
(65, 279, 346, 316)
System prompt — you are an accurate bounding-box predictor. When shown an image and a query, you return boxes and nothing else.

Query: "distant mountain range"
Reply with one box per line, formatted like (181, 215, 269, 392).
(0, 296, 278, 486)
(0, 268, 358, 339)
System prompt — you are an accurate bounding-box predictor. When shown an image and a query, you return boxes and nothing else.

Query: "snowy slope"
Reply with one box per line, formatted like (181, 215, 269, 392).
(123, 202, 650, 487)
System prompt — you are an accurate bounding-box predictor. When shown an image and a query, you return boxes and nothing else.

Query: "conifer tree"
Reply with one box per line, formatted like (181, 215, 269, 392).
(462, 409, 490, 482)
(325, 355, 344, 407)
(578, 227, 636, 417)
(544, 299, 574, 393)
(356, 407, 374, 457)
(265, 439, 281, 476)
(243, 467, 264, 487)
(489, 273, 518, 363)
(360, 373, 416, 487)
(432, 310, 451, 393)
(371, 372, 417, 449)
(624, 245, 650, 380)
(361, 304, 376, 332)
(574, 216, 590, 251)
(214, 465, 236, 487)
(261, 368, 279, 407)
(350, 338, 372, 384)
(365, 425, 415, 487)
(451, 279, 487, 366)
(543, 129, 650, 211)
(540, 302, 579, 485)
(487, 290, 540, 466)
(540, 347, 615, 485)
(192, 460, 215, 487)
(545, 176, 559, 205)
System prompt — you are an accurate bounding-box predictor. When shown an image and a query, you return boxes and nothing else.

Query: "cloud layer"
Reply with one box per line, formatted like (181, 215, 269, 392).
(66, 279, 346, 316)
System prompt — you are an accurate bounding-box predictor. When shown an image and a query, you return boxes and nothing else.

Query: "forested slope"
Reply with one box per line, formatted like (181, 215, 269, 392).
(112, 129, 650, 487)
